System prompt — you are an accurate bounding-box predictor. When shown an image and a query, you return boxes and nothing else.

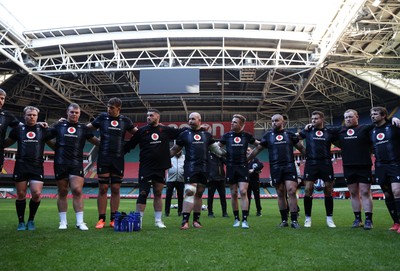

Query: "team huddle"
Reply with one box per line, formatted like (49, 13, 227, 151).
(1, 87, 400, 233)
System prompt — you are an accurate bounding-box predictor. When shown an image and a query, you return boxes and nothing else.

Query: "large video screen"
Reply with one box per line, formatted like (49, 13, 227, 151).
(139, 68, 200, 95)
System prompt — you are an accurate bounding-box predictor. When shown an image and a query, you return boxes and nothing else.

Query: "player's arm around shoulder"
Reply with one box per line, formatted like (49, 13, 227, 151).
(247, 144, 264, 162)
(391, 116, 400, 127)
(253, 139, 260, 146)
(124, 131, 140, 154)
(128, 126, 138, 135)
(46, 139, 56, 150)
(86, 122, 95, 131)
(88, 136, 100, 146)
(294, 141, 306, 156)
(209, 141, 226, 157)
(3, 137, 16, 148)
(170, 144, 183, 158)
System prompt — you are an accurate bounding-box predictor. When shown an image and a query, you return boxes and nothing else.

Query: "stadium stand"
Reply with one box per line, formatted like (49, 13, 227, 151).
(0, 187, 13, 198)
(1, 159, 14, 175)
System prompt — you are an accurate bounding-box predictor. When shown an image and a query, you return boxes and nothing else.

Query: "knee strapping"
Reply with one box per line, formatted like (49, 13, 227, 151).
(98, 177, 109, 184)
(137, 188, 150, 204)
(184, 184, 196, 204)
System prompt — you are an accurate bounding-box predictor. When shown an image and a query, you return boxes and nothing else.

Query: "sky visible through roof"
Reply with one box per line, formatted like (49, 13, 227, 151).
(0, 0, 344, 37)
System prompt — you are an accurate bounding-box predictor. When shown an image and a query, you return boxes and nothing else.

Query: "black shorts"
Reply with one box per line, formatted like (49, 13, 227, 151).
(270, 164, 298, 186)
(183, 170, 208, 185)
(138, 169, 166, 193)
(374, 163, 400, 186)
(97, 156, 124, 176)
(138, 168, 166, 183)
(54, 164, 84, 180)
(185, 172, 208, 185)
(13, 161, 44, 182)
(304, 162, 334, 182)
(343, 165, 372, 185)
(226, 165, 248, 184)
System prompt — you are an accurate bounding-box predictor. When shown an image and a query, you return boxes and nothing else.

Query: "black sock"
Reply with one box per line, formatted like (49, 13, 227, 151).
(28, 199, 40, 221)
(365, 212, 373, 222)
(290, 212, 298, 222)
(324, 196, 333, 216)
(16, 199, 26, 223)
(182, 213, 190, 223)
(242, 210, 248, 222)
(304, 196, 313, 217)
(193, 212, 201, 222)
(99, 214, 106, 221)
(385, 197, 399, 223)
(233, 210, 240, 221)
(354, 211, 362, 221)
(110, 212, 116, 222)
(280, 210, 288, 222)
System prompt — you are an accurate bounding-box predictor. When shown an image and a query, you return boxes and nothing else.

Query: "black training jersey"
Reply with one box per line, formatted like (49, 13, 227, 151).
(220, 131, 256, 166)
(9, 124, 52, 165)
(248, 156, 264, 183)
(299, 127, 335, 164)
(260, 129, 299, 167)
(176, 129, 215, 174)
(0, 109, 19, 149)
(336, 124, 373, 166)
(208, 151, 226, 182)
(128, 124, 183, 170)
(370, 123, 400, 164)
(49, 121, 94, 165)
(91, 112, 134, 158)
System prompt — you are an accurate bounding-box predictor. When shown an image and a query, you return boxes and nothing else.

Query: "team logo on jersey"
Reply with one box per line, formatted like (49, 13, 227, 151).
(194, 134, 201, 141)
(67, 127, 76, 134)
(234, 137, 241, 143)
(26, 131, 36, 139)
(376, 133, 385, 141)
(315, 130, 323, 137)
(151, 133, 159, 140)
(347, 129, 355, 136)
(276, 135, 283, 141)
(111, 120, 119, 127)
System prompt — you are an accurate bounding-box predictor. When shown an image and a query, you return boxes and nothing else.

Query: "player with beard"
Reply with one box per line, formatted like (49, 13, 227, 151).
(333, 109, 375, 229)
(124, 108, 186, 229)
(218, 114, 259, 229)
(316, 109, 400, 229)
(299, 111, 336, 228)
(170, 112, 219, 230)
(370, 106, 400, 233)
(248, 114, 305, 229)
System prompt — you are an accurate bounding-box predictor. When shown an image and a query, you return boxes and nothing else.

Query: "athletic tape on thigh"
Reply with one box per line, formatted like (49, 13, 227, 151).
(98, 177, 109, 184)
(111, 176, 123, 183)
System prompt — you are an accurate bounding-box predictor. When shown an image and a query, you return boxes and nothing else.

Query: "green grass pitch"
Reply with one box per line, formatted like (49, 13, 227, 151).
(0, 198, 397, 271)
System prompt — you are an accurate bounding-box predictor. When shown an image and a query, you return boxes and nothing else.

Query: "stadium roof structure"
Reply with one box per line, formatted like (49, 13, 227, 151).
(0, 0, 399, 129)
